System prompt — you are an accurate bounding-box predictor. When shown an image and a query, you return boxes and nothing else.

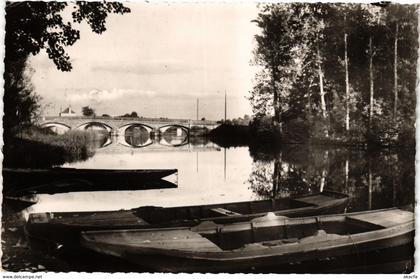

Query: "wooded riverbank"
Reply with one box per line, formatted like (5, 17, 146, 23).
(3, 126, 99, 168)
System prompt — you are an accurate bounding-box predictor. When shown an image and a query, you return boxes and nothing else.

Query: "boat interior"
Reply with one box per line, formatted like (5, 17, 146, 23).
(135, 199, 314, 224)
(194, 215, 387, 250)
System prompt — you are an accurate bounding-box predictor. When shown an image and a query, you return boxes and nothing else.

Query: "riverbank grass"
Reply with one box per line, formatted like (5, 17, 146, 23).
(4, 126, 99, 168)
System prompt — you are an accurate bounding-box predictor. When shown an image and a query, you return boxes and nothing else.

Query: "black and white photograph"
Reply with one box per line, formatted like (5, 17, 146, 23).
(1, 1, 417, 275)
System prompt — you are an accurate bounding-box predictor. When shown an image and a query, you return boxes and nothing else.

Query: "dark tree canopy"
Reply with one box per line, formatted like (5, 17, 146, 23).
(4, 1, 130, 136)
(120, 112, 139, 118)
(82, 106, 95, 117)
(250, 3, 418, 146)
(5, 1, 131, 71)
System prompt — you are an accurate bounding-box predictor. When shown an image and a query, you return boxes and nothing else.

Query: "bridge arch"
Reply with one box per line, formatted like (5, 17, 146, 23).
(101, 137, 113, 148)
(118, 123, 154, 135)
(76, 122, 113, 133)
(158, 124, 189, 134)
(158, 124, 189, 147)
(40, 122, 71, 135)
(118, 123, 154, 148)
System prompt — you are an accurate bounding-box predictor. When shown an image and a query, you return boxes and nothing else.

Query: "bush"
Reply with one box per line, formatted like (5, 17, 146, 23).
(4, 126, 97, 168)
(209, 123, 250, 147)
(283, 118, 310, 143)
(249, 116, 281, 140)
(190, 126, 209, 136)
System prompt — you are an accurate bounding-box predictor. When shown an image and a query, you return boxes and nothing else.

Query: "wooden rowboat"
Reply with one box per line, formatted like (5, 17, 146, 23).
(26, 191, 348, 248)
(3, 167, 178, 195)
(3, 195, 39, 212)
(80, 208, 414, 272)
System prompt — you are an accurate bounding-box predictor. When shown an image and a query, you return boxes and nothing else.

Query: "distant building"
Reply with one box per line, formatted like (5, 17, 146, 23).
(59, 105, 77, 117)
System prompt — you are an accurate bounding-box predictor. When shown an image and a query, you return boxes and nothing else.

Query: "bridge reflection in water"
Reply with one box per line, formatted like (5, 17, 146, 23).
(87, 127, 220, 153)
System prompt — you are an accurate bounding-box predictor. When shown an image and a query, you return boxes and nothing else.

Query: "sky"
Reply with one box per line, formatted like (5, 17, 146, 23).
(29, 3, 260, 120)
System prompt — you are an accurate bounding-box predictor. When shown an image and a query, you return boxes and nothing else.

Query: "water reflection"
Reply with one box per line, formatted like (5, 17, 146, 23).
(159, 126, 189, 146)
(3, 137, 414, 273)
(22, 140, 414, 216)
(121, 125, 189, 148)
(248, 155, 319, 199)
(88, 125, 190, 149)
(124, 125, 153, 148)
(86, 133, 113, 149)
(247, 145, 415, 212)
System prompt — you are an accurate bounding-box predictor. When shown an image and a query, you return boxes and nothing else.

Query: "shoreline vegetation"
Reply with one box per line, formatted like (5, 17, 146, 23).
(209, 119, 415, 149)
(243, 4, 417, 151)
(4, 126, 98, 168)
(4, 116, 414, 169)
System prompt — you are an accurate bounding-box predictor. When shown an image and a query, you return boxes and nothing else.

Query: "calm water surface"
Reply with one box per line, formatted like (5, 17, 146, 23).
(3, 133, 415, 272)
(25, 135, 415, 215)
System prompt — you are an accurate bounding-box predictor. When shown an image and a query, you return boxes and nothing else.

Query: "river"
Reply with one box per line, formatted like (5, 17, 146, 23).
(27, 134, 415, 214)
(2, 131, 415, 272)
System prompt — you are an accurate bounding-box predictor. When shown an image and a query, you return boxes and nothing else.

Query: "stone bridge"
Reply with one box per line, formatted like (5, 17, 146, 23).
(39, 116, 220, 136)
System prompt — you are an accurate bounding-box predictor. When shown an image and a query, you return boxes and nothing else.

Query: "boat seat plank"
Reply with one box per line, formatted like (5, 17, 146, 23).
(53, 211, 149, 227)
(347, 209, 413, 228)
(209, 208, 241, 216)
(299, 230, 342, 244)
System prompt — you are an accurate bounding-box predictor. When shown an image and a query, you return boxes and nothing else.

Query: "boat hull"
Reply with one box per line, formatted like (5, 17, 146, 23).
(25, 191, 349, 249)
(80, 209, 414, 273)
(111, 228, 413, 273)
(4, 168, 178, 195)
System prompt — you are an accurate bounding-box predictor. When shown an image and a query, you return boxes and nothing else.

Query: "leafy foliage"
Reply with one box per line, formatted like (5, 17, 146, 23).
(250, 3, 417, 146)
(82, 106, 95, 117)
(6, 1, 130, 71)
(4, 1, 131, 137)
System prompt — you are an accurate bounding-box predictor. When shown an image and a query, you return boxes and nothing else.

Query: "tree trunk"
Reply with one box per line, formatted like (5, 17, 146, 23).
(344, 33, 350, 131)
(317, 47, 328, 137)
(307, 92, 312, 120)
(345, 157, 349, 189)
(368, 160, 372, 210)
(317, 47, 327, 119)
(368, 36, 374, 135)
(393, 23, 399, 117)
(272, 67, 281, 131)
(272, 152, 282, 198)
(319, 150, 329, 192)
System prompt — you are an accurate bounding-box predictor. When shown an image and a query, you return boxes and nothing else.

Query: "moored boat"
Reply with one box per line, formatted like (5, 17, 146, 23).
(25, 191, 348, 248)
(3, 167, 178, 195)
(3, 195, 39, 211)
(80, 208, 414, 272)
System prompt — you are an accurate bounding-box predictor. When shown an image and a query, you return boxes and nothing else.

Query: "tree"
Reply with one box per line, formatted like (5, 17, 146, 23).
(120, 112, 139, 118)
(343, 11, 350, 132)
(252, 4, 305, 131)
(248, 69, 274, 118)
(82, 106, 95, 117)
(6, 2, 130, 71)
(252, 4, 333, 136)
(251, 3, 417, 145)
(4, 2, 130, 136)
(293, 3, 332, 137)
(384, 4, 418, 120)
(358, 4, 386, 135)
(4, 61, 41, 134)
